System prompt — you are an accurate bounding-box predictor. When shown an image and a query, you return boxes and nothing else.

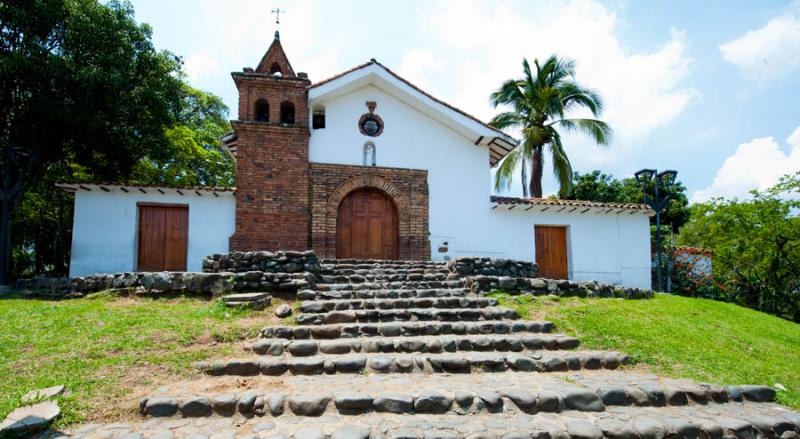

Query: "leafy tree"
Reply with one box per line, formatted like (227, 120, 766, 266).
(0, 0, 185, 284)
(562, 170, 624, 203)
(677, 172, 800, 322)
(562, 170, 691, 231)
(490, 56, 612, 198)
(130, 85, 235, 187)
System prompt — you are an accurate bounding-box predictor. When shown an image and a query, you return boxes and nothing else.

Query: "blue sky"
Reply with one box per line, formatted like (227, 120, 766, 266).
(128, 0, 800, 201)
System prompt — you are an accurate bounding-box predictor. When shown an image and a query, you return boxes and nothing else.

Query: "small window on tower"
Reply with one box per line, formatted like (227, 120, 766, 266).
(270, 62, 282, 76)
(363, 141, 376, 166)
(254, 99, 269, 122)
(312, 107, 326, 129)
(280, 101, 295, 125)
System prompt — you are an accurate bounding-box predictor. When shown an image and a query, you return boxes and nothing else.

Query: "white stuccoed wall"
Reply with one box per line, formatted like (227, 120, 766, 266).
(69, 189, 235, 277)
(489, 208, 653, 288)
(309, 84, 495, 259)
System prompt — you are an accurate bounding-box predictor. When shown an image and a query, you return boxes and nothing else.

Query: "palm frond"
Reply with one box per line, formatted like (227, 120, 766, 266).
(559, 83, 604, 116)
(553, 118, 613, 146)
(494, 148, 521, 192)
(539, 55, 575, 86)
(489, 79, 526, 108)
(522, 58, 537, 94)
(489, 112, 525, 130)
(548, 129, 574, 197)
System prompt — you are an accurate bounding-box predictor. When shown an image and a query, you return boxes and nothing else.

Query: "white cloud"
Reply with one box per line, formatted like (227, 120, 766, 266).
(183, 51, 222, 84)
(397, 49, 445, 91)
(719, 13, 800, 81)
(692, 127, 800, 202)
(417, 0, 696, 195)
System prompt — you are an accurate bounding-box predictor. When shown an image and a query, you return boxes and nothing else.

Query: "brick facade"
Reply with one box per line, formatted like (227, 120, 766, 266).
(309, 164, 430, 260)
(255, 34, 296, 76)
(229, 122, 310, 252)
(233, 75, 309, 124)
(229, 34, 431, 260)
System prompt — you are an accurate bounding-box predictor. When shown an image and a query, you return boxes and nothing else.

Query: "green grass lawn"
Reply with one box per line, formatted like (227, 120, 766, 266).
(491, 292, 800, 408)
(0, 292, 282, 426)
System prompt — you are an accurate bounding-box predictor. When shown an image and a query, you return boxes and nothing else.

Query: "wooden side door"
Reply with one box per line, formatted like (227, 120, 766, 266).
(137, 204, 189, 271)
(535, 225, 568, 279)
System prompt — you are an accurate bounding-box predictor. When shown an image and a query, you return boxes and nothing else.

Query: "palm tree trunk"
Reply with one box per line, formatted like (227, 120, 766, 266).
(530, 144, 544, 198)
(520, 159, 529, 197)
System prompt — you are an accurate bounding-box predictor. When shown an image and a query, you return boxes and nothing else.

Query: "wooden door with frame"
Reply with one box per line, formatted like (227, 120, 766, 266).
(534, 225, 568, 279)
(137, 204, 189, 271)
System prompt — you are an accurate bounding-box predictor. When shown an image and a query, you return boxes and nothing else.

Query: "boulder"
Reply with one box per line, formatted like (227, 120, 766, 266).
(274, 303, 293, 318)
(287, 394, 332, 416)
(21, 385, 65, 404)
(0, 401, 60, 434)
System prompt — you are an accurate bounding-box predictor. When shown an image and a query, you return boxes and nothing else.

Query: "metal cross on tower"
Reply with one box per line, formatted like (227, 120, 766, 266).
(271, 8, 284, 26)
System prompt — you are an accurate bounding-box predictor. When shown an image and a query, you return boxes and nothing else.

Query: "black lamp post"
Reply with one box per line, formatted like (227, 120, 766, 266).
(634, 168, 677, 292)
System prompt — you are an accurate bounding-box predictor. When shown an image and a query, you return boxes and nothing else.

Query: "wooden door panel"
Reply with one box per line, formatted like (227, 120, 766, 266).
(138, 207, 166, 272)
(336, 196, 352, 259)
(164, 208, 189, 271)
(138, 205, 188, 271)
(535, 226, 568, 279)
(336, 189, 398, 260)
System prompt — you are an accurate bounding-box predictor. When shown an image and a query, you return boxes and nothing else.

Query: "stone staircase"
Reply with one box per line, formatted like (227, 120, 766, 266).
(130, 259, 800, 439)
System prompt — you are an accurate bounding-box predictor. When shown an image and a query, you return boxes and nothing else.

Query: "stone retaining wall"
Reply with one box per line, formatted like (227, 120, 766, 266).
(446, 257, 539, 278)
(16, 251, 653, 299)
(202, 251, 321, 274)
(466, 275, 653, 299)
(15, 271, 316, 298)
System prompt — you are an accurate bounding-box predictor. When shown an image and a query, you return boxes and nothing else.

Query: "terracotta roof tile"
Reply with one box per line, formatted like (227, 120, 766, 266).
(491, 196, 653, 213)
(56, 183, 235, 193)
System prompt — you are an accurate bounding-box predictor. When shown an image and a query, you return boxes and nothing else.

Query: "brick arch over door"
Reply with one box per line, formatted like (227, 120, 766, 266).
(327, 176, 407, 261)
(310, 164, 430, 260)
(335, 187, 399, 259)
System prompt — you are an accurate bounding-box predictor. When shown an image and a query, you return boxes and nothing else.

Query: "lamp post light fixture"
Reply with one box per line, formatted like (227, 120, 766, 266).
(634, 168, 678, 292)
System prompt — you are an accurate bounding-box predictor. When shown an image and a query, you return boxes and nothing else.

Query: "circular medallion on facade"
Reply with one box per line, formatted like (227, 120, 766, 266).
(358, 101, 384, 137)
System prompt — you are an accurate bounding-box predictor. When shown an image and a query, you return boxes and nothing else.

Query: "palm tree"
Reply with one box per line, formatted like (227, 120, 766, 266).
(490, 56, 612, 198)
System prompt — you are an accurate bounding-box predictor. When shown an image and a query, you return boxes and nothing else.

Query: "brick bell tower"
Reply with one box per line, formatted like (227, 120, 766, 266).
(229, 31, 312, 252)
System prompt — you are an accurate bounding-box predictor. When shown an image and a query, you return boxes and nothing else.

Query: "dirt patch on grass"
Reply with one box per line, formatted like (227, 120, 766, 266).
(85, 362, 180, 422)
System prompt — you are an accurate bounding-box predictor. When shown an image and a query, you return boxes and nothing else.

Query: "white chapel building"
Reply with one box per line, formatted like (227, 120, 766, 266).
(59, 32, 654, 288)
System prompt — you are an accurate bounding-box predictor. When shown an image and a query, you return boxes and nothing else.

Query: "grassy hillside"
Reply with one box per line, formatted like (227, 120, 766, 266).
(491, 292, 800, 407)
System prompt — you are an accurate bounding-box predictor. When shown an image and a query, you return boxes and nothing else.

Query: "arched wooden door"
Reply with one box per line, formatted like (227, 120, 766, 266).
(336, 189, 398, 260)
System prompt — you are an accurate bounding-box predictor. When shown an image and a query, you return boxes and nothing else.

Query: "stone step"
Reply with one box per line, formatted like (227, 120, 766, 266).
(320, 267, 451, 276)
(320, 273, 453, 284)
(295, 306, 519, 325)
(110, 404, 800, 439)
(321, 258, 446, 266)
(260, 320, 555, 340)
(299, 297, 498, 313)
(297, 287, 473, 301)
(220, 292, 271, 310)
(250, 333, 581, 356)
(316, 280, 468, 291)
(141, 372, 782, 419)
(194, 350, 628, 377)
